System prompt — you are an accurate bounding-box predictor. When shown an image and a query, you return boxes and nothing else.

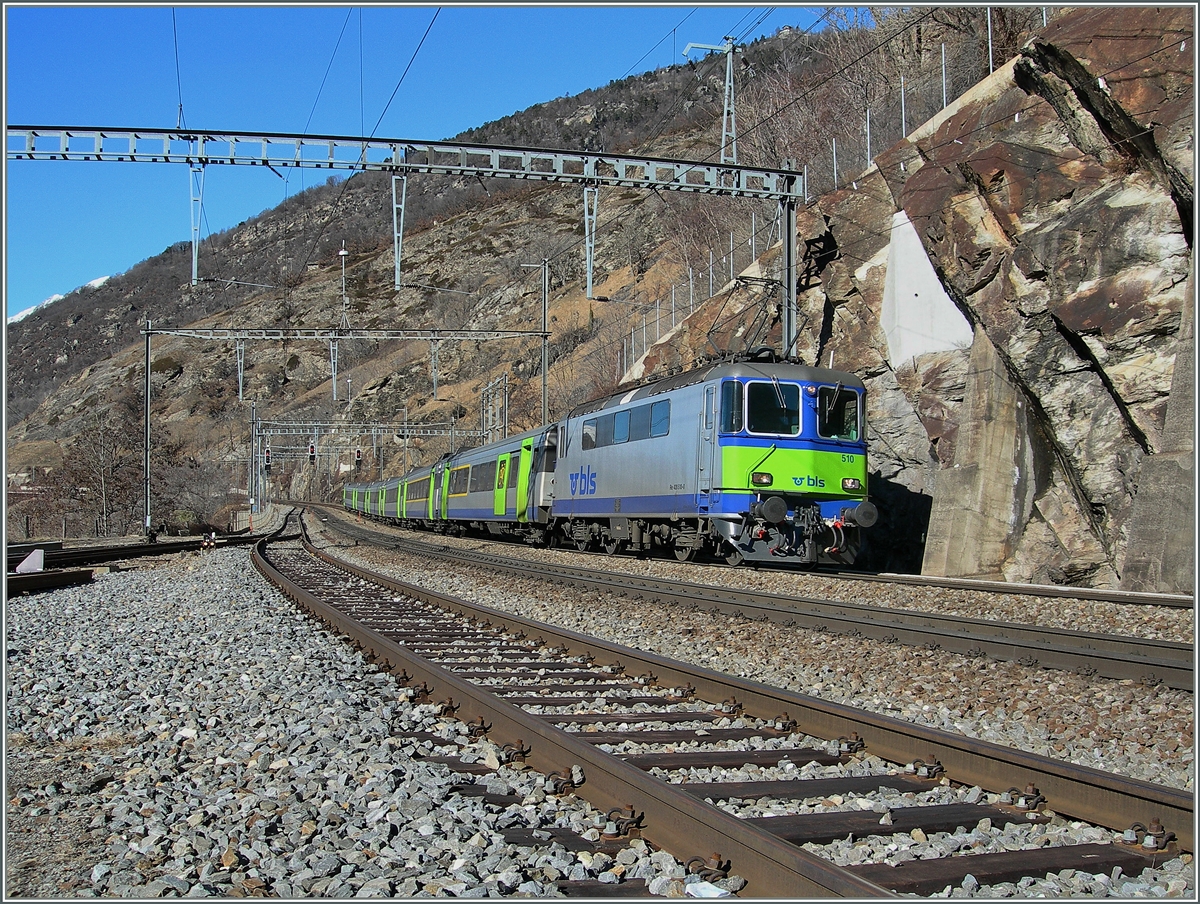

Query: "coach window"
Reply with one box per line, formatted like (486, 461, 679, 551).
(720, 380, 744, 433)
(818, 385, 860, 440)
(471, 461, 496, 492)
(649, 400, 670, 437)
(746, 381, 800, 436)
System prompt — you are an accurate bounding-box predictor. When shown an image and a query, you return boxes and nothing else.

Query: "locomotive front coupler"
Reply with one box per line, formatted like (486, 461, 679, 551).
(740, 494, 818, 561)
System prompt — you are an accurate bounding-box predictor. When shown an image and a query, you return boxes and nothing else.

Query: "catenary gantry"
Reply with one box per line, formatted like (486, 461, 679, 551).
(7, 126, 799, 197)
(8, 126, 805, 356)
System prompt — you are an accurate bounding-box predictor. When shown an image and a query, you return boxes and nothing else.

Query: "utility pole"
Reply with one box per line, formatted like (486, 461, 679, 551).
(683, 37, 739, 166)
(332, 241, 349, 402)
(541, 259, 548, 424)
(250, 400, 257, 527)
(143, 320, 152, 538)
(521, 259, 550, 423)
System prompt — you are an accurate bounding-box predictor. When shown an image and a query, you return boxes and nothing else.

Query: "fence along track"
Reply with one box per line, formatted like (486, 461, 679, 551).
(252, 524, 1190, 896)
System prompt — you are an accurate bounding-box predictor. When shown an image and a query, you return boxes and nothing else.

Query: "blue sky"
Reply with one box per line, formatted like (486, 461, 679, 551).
(5, 4, 824, 320)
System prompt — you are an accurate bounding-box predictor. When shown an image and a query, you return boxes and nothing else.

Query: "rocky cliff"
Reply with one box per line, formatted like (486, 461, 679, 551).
(642, 6, 1193, 590)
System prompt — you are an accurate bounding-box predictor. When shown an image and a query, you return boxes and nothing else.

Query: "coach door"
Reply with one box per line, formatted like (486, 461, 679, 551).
(516, 438, 534, 523)
(493, 453, 511, 517)
(431, 464, 443, 520)
(697, 385, 716, 507)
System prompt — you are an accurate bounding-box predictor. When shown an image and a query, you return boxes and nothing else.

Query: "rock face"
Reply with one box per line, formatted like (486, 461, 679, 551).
(638, 7, 1192, 590)
(714, 7, 1192, 590)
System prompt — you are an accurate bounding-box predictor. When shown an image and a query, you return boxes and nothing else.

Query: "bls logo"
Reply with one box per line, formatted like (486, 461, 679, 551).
(570, 465, 598, 496)
(792, 475, 826, 488)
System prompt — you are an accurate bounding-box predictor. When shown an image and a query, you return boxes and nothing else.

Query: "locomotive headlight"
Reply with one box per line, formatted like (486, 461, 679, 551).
(804, 385, 817, 396)
(751, 471, 773, 486)
(842, 478, 862, 491)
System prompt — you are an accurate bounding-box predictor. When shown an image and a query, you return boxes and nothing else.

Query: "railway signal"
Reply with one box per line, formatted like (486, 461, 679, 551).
(355, 448, 362, 471)
(264, 447, 272, 473)
(308, 442, 316, 463)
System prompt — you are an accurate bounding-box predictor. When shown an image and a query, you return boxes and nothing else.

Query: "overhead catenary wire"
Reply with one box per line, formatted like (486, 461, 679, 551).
(359, 7, 365, 141)
(295, 7, 442, 282)
(370, 7, 440, 139)
(287, 7, 355, 200)
(620, 8, 697, 80)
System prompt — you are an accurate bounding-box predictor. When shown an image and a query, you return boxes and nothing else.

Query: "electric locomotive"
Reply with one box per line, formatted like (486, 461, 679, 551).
(553, 356, 874, 565)
(345, 356, 875, 567)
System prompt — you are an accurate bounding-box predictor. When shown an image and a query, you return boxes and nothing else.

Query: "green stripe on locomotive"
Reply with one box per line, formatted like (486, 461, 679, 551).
(719, 445, 868, 500)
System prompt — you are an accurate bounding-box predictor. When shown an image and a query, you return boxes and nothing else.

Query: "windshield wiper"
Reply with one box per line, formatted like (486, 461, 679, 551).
(771, 375, 786, 409)
(826, 382, 844, 420)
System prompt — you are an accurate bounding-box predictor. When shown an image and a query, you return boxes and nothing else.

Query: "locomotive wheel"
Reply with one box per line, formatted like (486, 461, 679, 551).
(602, 536, 623, 556)
(573, 528, 592, 552)
(724, 546, 745, 566)
(674, 528, 699, 561)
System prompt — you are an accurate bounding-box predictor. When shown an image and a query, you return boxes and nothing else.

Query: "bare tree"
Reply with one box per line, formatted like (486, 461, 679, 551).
(43, 407, 143, 537)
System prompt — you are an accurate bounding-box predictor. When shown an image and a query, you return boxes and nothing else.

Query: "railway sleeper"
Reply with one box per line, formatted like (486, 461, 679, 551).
(848, 843, 1163, 896)
(743, 803, 1049, 847)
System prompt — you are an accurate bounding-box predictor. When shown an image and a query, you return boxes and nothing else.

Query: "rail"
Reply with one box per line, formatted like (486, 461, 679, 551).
(323, 517, 1195, 692)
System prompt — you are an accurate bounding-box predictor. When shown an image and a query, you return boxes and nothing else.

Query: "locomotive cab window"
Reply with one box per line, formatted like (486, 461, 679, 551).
(720, 381, 744, 433)
(818, 384, 860, 440)
(746, 381, 800, 436)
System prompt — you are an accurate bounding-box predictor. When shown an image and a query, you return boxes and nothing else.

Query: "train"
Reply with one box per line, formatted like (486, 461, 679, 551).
(344, 354, 877, 567)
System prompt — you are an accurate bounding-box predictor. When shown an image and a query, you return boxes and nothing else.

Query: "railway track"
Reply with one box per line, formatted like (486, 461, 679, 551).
(5, 532, 269, 572)
(5, 567, 94, 598)
(251, 515, 1190, 897)
(6, 523, 292, 600)
(319, 514, 1194, 693)
(301, 501, 1192, 610)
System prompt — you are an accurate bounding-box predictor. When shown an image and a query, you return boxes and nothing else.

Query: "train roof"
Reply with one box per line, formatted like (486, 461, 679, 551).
(566, 359, 866, 418)
(344, 423, 552, 492)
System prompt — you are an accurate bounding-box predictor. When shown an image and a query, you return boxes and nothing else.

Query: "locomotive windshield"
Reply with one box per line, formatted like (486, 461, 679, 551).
(818, 384, 860, 440)
(745, 381, 800, 436)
